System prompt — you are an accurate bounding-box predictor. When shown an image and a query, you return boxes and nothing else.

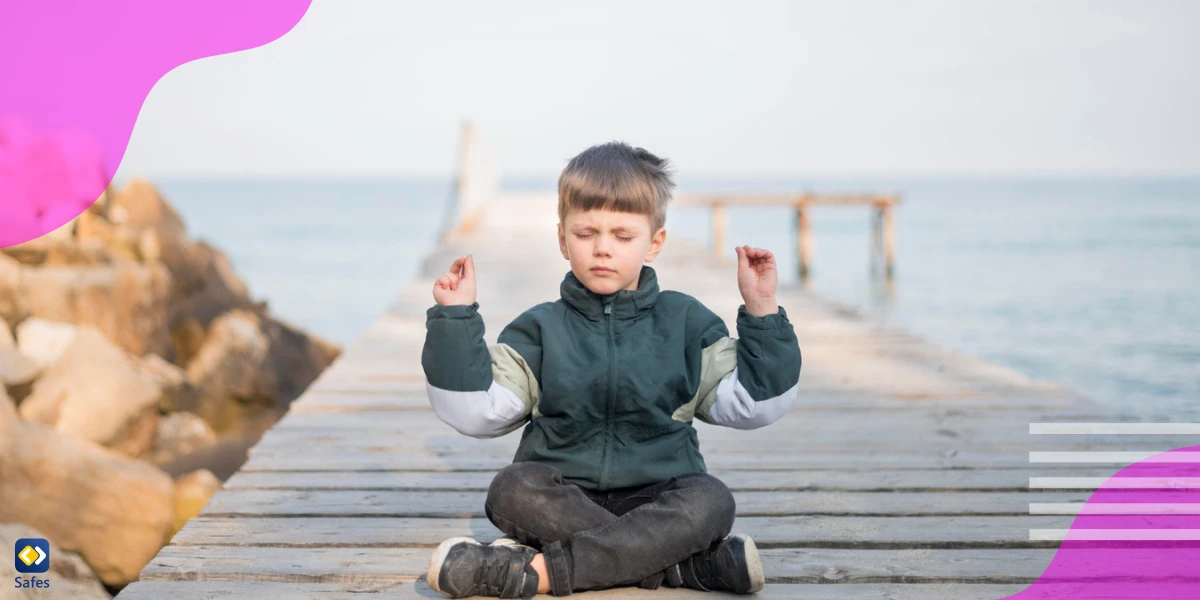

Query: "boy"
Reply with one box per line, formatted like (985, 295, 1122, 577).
(421, 142, 802, 598)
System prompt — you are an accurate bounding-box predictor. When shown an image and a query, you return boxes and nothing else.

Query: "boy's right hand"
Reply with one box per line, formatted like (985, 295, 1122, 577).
(433, 255, 477, 306)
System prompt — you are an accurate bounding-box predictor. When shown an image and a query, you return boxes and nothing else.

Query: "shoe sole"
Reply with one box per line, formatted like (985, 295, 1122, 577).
(731, 533, 765, 594)
(427, 536, 480, 597)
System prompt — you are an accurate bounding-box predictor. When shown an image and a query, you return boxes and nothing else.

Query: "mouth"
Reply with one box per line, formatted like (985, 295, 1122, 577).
(590, 267, 616, 275)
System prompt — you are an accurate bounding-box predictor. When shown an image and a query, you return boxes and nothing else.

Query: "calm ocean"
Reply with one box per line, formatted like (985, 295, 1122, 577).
(156, 177, 1200, 421)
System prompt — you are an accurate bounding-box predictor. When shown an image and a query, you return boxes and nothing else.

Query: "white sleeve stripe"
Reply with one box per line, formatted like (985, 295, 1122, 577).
(706, 366, 797, 430)
(426, 380, 529, 439)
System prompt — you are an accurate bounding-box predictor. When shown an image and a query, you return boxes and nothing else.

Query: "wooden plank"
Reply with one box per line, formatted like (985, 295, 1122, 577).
(117, 581, 1032, 599)
(167, 516, 1072, 548)
(140, 546, 1060, 584)
(255, 423, 1196, 452)
(198, 489, 1090, 518)
(222, 467, 1130, 492)
(237, 449, 1068, 472)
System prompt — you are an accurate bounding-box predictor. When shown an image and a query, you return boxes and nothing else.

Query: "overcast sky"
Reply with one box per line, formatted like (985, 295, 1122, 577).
(116, 0, 1199, 179)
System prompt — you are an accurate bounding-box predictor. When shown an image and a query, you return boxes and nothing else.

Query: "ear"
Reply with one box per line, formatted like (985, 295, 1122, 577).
(644, 227, 667, 263)
(557, 222, 570, 260)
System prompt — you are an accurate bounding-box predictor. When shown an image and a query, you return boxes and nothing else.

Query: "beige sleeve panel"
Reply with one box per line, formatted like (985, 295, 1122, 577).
(672, 337, 738, 425)
(489, 342, 542, 421)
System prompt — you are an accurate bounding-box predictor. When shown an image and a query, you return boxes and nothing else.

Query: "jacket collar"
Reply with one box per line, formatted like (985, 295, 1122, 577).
(560, 265, 660, 321)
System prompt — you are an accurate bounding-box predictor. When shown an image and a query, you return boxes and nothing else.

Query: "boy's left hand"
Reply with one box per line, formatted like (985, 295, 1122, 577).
(736, 245, 778, 317)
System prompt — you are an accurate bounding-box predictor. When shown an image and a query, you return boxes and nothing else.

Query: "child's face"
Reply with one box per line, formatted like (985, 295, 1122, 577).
(558, 208, 666, 295)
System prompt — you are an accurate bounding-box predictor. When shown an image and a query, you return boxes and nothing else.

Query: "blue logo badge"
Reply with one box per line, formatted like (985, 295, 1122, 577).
(14, 538, 50, 574)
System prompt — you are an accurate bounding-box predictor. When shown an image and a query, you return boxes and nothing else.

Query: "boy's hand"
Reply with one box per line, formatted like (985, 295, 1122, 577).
(736, 246, 778, 316)
(433, 255, 477, 306)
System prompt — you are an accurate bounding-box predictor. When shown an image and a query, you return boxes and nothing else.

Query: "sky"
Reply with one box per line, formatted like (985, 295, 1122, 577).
(116, 0, 1200, 180)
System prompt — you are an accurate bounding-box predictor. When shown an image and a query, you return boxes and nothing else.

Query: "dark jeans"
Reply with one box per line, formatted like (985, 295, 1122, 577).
(483, 461, 737, 596)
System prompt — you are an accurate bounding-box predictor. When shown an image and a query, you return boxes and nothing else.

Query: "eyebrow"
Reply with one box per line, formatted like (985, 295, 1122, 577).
(572, 226, 637, 234)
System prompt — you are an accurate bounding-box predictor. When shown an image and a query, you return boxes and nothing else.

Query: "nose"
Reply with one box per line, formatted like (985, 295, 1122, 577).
(593, 236, 613, 257)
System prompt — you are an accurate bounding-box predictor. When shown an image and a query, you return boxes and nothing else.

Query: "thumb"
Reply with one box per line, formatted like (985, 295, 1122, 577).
(736, 246, 749, 271)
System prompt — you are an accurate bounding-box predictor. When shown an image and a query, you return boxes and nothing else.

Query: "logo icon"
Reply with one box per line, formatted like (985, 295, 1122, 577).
(14, 538, 49, 574)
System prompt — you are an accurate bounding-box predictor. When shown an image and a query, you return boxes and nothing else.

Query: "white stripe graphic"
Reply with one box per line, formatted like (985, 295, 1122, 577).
(1030, 477, 1200, 489)
(1031, 529, 1200, 541)
(1030, 451, 1200, 463)
(1031, 503, 1200, 515)
(1030, 423, 1200, 435)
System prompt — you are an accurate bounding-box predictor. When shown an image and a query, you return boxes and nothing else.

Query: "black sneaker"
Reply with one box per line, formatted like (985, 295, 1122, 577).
(427, 536, 540, 598)
(678, 533, 765, 594)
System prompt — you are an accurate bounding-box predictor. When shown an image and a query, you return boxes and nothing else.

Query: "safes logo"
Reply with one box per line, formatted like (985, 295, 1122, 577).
(14, 538, 49, 574)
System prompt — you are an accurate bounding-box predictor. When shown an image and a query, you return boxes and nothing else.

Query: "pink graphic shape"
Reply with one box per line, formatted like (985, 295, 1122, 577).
(0, 0, 312, 247)
(1005, 445, 1200, 599)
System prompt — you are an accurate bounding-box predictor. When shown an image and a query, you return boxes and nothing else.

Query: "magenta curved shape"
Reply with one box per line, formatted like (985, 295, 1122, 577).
(0, 0, 312, 247)
(1005, 446, 1200, 599)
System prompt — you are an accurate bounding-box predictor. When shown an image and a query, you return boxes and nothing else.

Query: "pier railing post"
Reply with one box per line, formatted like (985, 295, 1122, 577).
(795, 201, 810, 281)
(711, 201, 727, 259)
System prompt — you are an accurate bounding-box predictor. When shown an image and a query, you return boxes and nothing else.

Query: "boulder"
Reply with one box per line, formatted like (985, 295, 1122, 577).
(42, 237, 115, 266)
(1, 386, 15, 422)
(263, 314, 341, 404)
(0, 523, 111, 600)
(110, 178, 186, 233)
(74, 210, 115, 246)
(179, 241, 257, 327)
(19, 327, 163, 457)
(171, 315, 207, 366)
(14, 317, 78, 368)
(18, 262, 174, 360)
(0, 417, 174, 587)
(0, 253, 25, 325)
(171, 469, 222, 538)
(149, 411, 217, 466)
(138, 352, 190, 412)
(184, 310, 278, 430)
(0, 348, 40, 388)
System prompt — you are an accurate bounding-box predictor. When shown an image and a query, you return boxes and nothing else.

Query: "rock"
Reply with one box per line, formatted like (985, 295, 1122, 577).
(1, 386, 15, 423)
(0, 417, 174, 587)
(171, 316, 207, 366)
(19, 327, 163, 457)
(150, 412, 217, 466)
(171, 469, 222, 538)
(180, 241, 257, 327)
(14, 318, 77, 368)
(75, 210, 114, 246)
(0, 523, 111, 600)
(111, 178, 186, 233)
(0, 319, 12, 349)
(138, 352, 190, 412)
(263, 315, 341, 404)
(0, 253, 25, 325)
(18, 262, 174, 360)
(184, 310, 278, 430)
(0, 348, 40, 387)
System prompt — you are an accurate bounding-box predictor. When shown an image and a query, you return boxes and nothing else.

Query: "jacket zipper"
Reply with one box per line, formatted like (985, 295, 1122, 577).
(599, 300, 615, 489)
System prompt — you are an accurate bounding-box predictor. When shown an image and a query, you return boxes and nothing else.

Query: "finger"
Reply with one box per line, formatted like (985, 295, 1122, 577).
(736, 246, 748, 270)
(463, 254, 476, 283)
(447, 272, 460, 290)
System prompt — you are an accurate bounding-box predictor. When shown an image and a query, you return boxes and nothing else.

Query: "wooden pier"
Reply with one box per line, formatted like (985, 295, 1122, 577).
(116, 130, 1181, 599)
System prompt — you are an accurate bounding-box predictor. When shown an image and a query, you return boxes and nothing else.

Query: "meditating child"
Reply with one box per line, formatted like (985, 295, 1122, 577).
(422, 141, 802, 598)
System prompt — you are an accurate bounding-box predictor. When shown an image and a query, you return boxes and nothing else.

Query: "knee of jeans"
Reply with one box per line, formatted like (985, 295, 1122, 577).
(486, 461, 557, 517)
(688, 474, 737, 530)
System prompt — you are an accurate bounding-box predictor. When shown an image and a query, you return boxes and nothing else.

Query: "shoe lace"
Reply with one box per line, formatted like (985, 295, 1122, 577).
(473, 548, 526, 597)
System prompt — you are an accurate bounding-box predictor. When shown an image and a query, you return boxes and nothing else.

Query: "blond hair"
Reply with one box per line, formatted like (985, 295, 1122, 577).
(557, 141, 675, 231)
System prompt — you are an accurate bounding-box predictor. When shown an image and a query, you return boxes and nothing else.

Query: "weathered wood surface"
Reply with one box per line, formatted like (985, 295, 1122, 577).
(120, 190, 1161, 599)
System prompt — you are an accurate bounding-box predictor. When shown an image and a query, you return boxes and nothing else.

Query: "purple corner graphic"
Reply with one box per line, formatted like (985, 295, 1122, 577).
(1006, 446, 1200, 599)
(0, 0, 312, 247)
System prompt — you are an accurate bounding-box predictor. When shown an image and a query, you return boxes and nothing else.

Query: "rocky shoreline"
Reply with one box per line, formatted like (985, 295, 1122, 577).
(1, 179, 340, 596)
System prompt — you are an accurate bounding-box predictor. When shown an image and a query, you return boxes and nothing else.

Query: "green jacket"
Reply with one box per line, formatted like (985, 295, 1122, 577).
(422, 265, 801, 491)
